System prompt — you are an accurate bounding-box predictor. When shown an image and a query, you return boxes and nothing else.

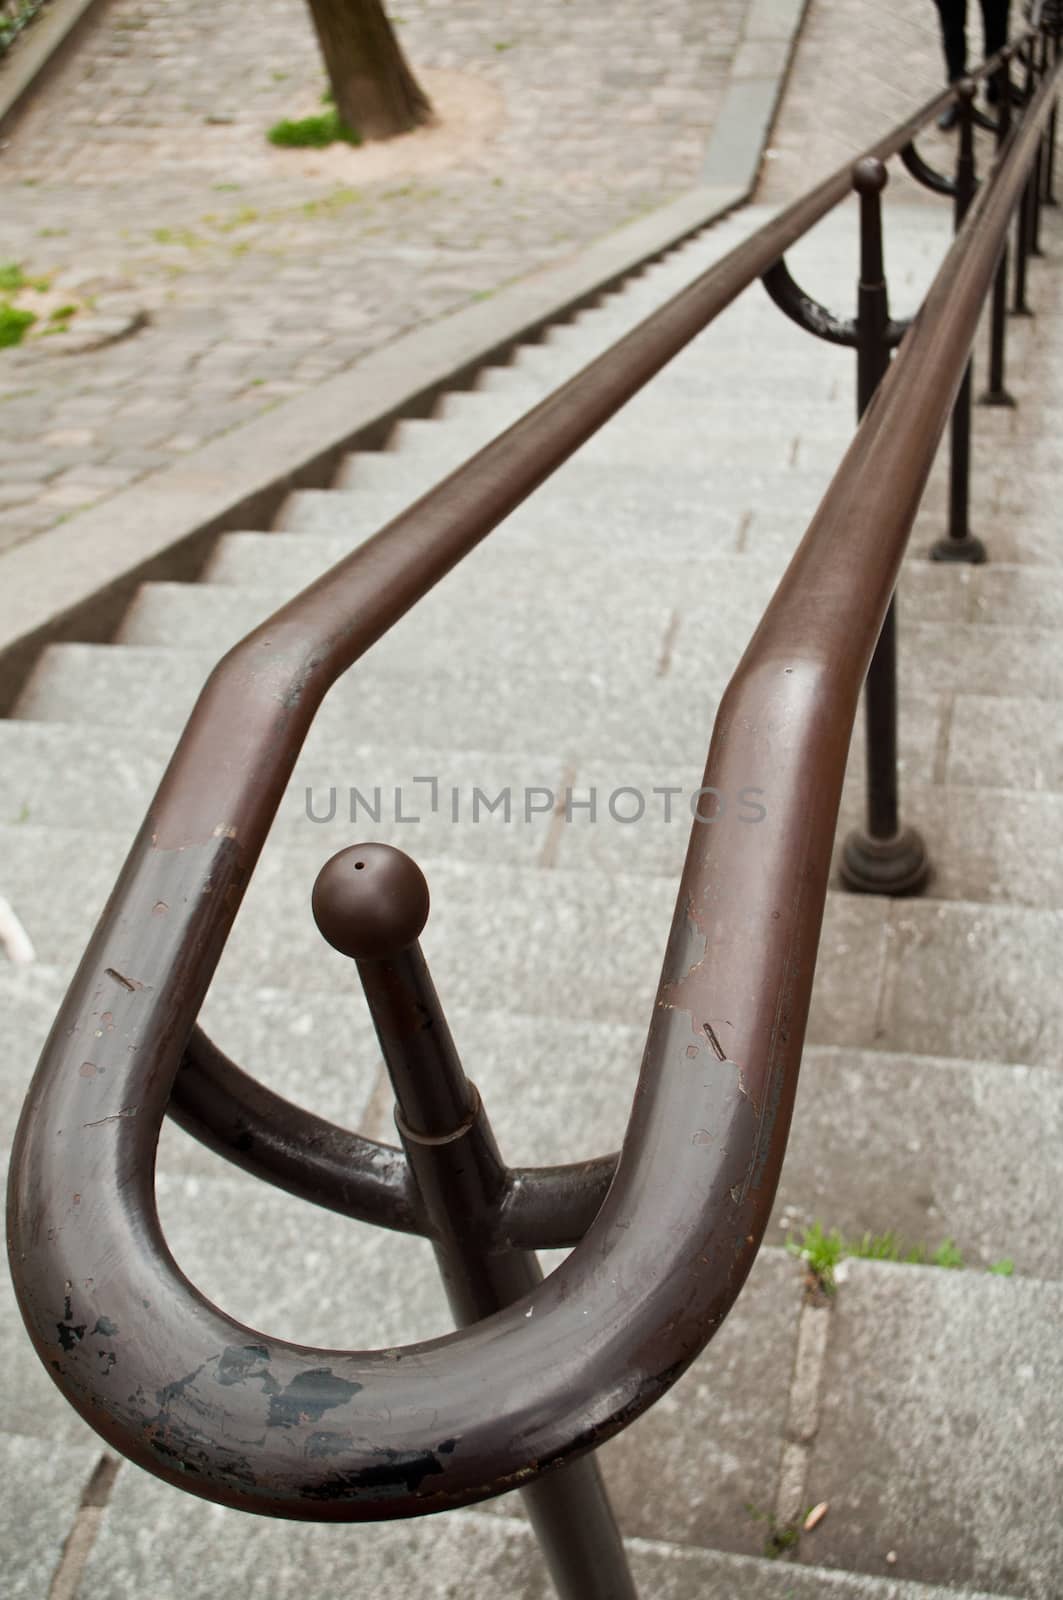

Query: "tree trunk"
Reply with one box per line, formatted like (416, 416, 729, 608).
(304, 0, 434, 141)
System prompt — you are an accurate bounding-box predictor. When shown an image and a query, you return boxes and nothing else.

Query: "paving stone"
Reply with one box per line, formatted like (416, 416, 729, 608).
(0, 823, 892, 1048)
(877, 899, 1063, 1066)
(0, 1432, 104, 1600)
(0, 0, 758, 545)
(775, 1047, 1063, 1276)
(8, 962, 1057, 1280)
(0, 1260, 103, 1452)
(947, 693, 1063, 791)
(11, 640, 735, 768)
(803, 1262, 1063, 1598)
(0, 720, 567, 866)
(115, 573, 672, 682)
(282, 462, 747, 558)
(81, 1475, 996, 1600)
(147, 1166, 806, 1555)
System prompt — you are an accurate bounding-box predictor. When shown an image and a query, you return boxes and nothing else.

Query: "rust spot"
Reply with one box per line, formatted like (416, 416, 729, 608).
(79, 1061, 97, 1078)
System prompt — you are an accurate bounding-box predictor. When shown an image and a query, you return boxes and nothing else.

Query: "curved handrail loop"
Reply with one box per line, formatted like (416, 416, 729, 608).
(7, 43, 1060, 1523)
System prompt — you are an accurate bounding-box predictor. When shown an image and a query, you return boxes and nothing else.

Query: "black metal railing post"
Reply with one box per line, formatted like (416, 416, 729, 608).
(840, 159, 930, 896)
(981, 63, 1016, 406)
(1013, 42, 1037, 312)
(1030, 35, 1048, 253)
(931, 83, 987, 564)
(312, 843, 639, 1600)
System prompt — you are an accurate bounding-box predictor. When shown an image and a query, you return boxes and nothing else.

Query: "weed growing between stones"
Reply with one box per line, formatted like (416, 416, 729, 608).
(787, 1221, 1016, 1293)
(746, 1502, 808, 1561)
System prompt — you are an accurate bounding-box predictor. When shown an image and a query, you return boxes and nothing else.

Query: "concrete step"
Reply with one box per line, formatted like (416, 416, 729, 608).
(293, 453, 953, 553)
(206, 529, 1063, 632)
(73, 1475, 1019, 1600)
(4, 707, 1060, 908)
(796, 1258, 1062, 1599)
(4, 823, 1063, 1068)
(113, 565, 674, 683)
(0, 721, 566, 865)
(3, 962, 1058, 1281)
(38, 1225, 1054, 1598)
(136, 546, 1063, 642)
(278, 460, 780, 558)
(440, 373, 853, 429)
(11, 636, 1052, 812)
(496, 334, 852, 402)
(0, 961, 382, 1180)
(37, 558, 1063, 721)
(3, 1153, 1054, 1596)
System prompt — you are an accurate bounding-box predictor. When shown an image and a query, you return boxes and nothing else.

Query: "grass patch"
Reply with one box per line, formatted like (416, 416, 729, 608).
(267, 109, 362, 148)
(788, 1222, 1020, 1292)
(215, 206, 261, 232)
(0, 262, 49, 292)
(788, 1221, 845, 1292)
(300, 186, 362, 218)
(0, 303, 37, 348)
(152, 226, 208, 249)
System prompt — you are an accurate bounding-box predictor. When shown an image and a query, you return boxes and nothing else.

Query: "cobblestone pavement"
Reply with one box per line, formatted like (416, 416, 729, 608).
(0, 0, 746, 552)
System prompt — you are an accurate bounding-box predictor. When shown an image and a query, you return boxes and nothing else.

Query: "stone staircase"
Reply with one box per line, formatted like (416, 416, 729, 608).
(3, 195, 1062, 1600)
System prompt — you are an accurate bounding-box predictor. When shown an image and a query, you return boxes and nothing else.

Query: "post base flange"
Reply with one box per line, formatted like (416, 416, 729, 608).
(978, 388, 1017, 408)
(840, 826, 930, 897)
(930, 533, 987, 563)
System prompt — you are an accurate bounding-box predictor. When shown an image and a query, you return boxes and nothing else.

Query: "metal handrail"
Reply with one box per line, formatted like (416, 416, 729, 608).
(6, 39, 1058, 1527)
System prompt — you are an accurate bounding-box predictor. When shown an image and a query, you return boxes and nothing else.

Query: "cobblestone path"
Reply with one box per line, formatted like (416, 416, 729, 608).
(0, 0, 745, 552)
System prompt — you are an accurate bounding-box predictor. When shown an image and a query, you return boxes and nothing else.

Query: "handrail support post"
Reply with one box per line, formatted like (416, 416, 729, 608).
(932, 84, 988, 564)
(312, 844, 639, 1600)
(841, 160, 930, 896)
(1013, 43, 1038, 313)
(981, 67, 1017, 407)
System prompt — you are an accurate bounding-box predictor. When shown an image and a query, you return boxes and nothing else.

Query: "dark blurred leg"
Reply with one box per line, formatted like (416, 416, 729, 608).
(934, 0, 970, 81)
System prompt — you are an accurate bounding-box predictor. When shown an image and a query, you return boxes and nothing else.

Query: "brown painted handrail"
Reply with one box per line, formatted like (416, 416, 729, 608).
(7, 46, 1058, 1524)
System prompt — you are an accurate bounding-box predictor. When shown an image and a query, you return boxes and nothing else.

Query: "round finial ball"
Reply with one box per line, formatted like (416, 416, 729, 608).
(312, 844, 430, 961)
(852, 157, 888, 195)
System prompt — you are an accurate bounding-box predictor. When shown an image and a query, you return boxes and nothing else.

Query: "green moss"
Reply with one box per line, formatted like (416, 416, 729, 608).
(0, 262, 26, 292)
(267, 109, 362, 148)
(0, 303, 37, 348)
